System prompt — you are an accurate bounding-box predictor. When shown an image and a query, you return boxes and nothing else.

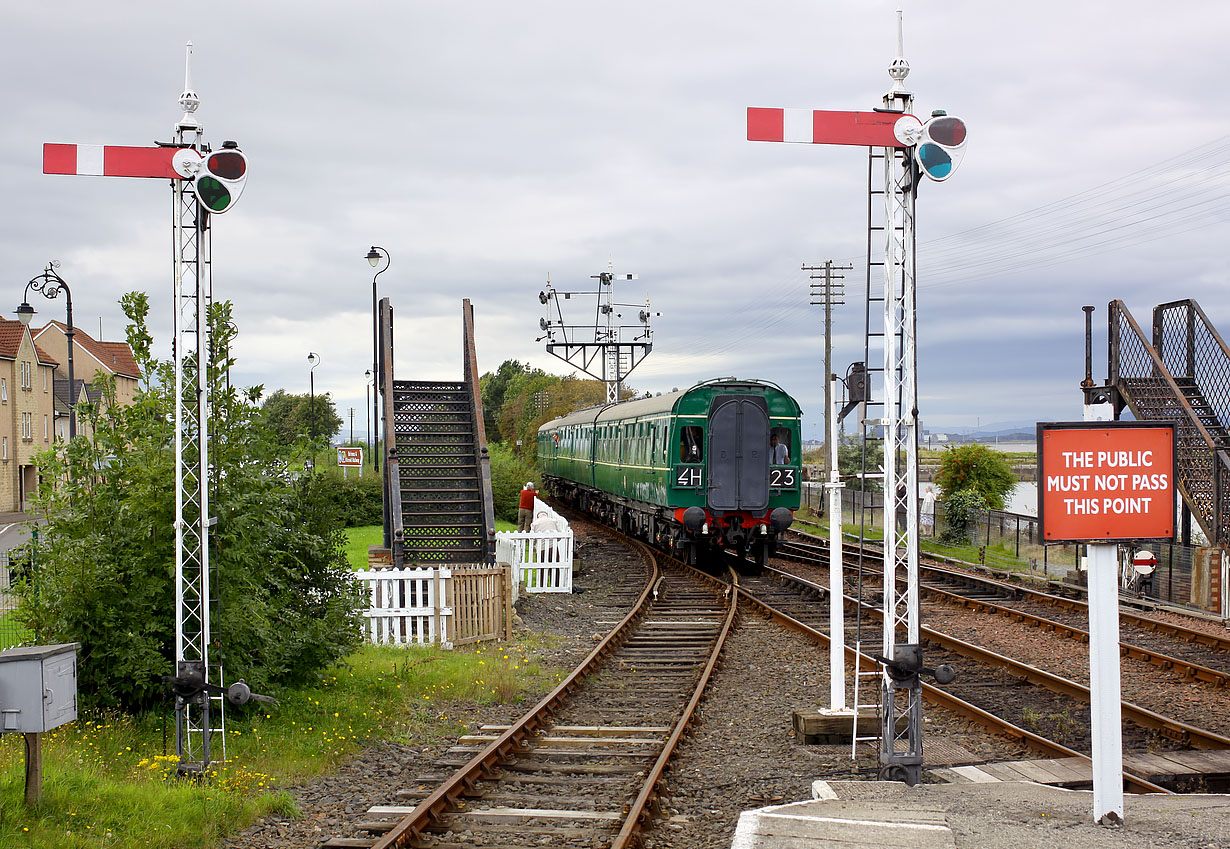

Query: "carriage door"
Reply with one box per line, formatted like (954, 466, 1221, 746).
(707, 396, 769, 512)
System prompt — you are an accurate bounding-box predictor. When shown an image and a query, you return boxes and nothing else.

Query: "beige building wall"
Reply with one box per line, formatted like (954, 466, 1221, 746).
(0, 334, 56, 512)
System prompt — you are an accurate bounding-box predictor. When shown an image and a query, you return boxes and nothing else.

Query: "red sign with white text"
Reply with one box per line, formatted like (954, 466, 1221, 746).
(1037, 422, 1175, 542)
(337, 447, 363, 467)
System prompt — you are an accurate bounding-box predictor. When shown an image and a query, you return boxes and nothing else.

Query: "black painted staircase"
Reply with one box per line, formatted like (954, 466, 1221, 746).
(1109, 299, 1230, 544)
(377, 298, 496, 567)
(391, 380, 487, 564)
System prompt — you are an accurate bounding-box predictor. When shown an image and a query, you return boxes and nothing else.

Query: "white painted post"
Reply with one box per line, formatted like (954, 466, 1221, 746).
(828, 374, 846, 711)
(1083, 400, 1123, 825)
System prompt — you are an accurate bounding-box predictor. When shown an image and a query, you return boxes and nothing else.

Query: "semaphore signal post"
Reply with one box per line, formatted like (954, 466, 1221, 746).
(748, 12, 967, 785)
(43, 43, 249, 775)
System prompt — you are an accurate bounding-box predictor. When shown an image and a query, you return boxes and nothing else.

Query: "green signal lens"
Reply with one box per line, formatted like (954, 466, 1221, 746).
(918, 143, 952, 179)
(196, 176, 232, 211)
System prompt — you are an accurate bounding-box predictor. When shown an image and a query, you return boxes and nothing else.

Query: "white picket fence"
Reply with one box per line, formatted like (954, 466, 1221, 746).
(355, 567, 454, 647)
(495, 497, 574, 593)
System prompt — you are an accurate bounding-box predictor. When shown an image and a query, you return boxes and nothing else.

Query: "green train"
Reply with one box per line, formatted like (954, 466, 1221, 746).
(537, 378, 802, 567)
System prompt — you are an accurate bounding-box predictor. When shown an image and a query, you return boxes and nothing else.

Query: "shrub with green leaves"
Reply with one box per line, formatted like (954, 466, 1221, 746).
(13, 296, 364, 711)
(939, 489, 988, 545)
(934, 444, 1015, 510)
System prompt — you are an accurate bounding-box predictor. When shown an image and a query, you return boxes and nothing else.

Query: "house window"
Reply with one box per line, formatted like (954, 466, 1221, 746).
(43, 368, 47, 392)
(1, 377, 6, 402)
(22, 412, 32, 441)
(44, 414, 48, 441)
(21, 361, 31, 390)
(2, 436, 7, 460)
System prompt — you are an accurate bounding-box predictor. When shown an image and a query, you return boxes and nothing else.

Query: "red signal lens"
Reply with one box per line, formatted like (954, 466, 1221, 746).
(207, 151, 246, 180)
(927, 117, 966, 147)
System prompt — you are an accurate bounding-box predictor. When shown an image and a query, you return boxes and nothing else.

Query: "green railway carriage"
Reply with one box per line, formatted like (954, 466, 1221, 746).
(538, 378, 802, 567)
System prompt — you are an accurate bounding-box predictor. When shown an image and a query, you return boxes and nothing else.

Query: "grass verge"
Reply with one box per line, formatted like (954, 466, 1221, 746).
(0, 639, 563, 848)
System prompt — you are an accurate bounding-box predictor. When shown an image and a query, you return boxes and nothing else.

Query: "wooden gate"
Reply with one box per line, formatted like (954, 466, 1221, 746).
(449, 566, 511, 645)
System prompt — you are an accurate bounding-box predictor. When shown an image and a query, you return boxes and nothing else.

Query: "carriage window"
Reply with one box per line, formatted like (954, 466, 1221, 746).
(680, 426, 703, 462)
(769, 427, 792, 464)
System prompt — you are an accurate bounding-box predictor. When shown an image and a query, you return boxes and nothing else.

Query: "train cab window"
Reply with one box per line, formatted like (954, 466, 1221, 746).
(680, 426, 703, 462)
(769, 427, 792, 464)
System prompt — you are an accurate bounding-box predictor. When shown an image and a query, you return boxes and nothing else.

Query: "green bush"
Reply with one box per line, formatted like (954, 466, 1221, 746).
(488, 443, 537, 522)
(934, 444, 1015, 510)
(316, 470, 383, 527)
(12, 296, 364, 710)
(940, 489, 988, 545)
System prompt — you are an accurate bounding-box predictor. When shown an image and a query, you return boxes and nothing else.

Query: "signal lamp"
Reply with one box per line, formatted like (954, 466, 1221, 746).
(194, 148, 248, 212)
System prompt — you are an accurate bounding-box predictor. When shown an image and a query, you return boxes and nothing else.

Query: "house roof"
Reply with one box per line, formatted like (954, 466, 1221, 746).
(0, 318, 59, 366)
(33, 321, 139, 379)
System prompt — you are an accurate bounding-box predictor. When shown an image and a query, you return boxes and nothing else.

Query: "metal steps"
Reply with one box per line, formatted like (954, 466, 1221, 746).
(391, 379, 488, 563)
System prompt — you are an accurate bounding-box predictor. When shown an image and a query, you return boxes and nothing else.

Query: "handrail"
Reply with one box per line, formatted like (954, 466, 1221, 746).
(462, 299, 496, 563)
(1109, 299, 1230, 543)
(380, 297, 405, 566)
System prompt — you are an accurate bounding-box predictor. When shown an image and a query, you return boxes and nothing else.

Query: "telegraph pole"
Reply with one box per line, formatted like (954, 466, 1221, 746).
(805, 261, 851, 476)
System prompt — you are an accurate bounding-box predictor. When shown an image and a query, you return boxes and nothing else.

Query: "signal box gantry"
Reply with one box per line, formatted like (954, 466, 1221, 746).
(537, 267, 658, 404)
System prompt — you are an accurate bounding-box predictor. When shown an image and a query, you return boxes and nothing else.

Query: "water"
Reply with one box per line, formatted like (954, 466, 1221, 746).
(1006, 481, 1037, 516)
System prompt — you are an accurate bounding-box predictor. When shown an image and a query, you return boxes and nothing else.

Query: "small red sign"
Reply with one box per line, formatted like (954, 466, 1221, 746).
(1037, 422, 1176, 542)
(337, 447, 363, 467)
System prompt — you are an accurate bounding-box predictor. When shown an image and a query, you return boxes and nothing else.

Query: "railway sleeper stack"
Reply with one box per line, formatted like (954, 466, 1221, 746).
(393, 380, 487, 564)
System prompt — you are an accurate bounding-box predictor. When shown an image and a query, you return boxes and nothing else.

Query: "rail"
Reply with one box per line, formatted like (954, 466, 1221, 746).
(736, 566, 1170, 794)
(367, 532, 661, 848)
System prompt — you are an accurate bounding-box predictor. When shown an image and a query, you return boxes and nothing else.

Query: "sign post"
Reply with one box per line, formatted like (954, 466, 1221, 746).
(1038, 420, 1176, 825)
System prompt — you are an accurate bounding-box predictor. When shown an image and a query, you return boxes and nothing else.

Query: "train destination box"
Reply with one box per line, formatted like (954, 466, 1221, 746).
(1037, 422, 1176, 543)
(0, 643, 80, 734)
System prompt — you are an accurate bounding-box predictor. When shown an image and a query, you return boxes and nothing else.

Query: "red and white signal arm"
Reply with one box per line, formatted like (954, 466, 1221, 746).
(915, 115, 967, 182)
(337, 447, 363, 467)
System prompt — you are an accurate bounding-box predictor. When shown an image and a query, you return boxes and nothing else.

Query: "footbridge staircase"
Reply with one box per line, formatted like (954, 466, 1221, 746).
(1106, 299, 1230, 545)
(378, 298, 496, 566)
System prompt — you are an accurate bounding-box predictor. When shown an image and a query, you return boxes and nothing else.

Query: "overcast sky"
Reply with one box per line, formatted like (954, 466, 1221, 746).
(3, 1, 1228, 443)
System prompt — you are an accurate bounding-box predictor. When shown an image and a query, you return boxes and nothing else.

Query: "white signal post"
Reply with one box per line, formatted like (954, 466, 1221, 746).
(42, 42, 248, 774)
(1083, 395, 1125, 826)
(827, 374, 846, 711)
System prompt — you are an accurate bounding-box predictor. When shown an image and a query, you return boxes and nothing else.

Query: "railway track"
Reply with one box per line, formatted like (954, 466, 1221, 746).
(776, 538, 1230, 687)
(324, 532, 736, 849)
(728, 563, 1178, 793)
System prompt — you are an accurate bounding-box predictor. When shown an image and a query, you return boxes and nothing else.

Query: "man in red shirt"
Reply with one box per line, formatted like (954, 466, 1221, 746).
(518, 482, 537, 531)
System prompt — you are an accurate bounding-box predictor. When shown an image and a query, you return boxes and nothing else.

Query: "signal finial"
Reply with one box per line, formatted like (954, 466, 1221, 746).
(883, 10, 913, 113)
(177, 41, 201, 131)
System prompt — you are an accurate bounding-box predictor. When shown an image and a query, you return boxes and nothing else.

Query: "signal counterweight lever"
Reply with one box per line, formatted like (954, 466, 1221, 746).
(874, 644, 955, 686)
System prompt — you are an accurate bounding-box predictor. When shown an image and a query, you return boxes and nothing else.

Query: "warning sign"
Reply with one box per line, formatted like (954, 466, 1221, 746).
(1037, 422, 1176, 542)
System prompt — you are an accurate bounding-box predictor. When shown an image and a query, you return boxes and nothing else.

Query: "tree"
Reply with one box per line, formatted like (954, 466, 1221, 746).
(838, 433, 884, 493)
(260, 389, 344, 448)
(934, 444, 1015, 510)
(14, 296, 364, 711)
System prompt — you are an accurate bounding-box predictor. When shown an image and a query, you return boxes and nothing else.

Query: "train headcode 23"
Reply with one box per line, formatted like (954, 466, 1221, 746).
(1037, 422, 1176, 543)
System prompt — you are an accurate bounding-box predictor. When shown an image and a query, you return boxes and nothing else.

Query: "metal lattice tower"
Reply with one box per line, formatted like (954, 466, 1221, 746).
(861, 13, 923, 784)
(172, 43, 219, 774)
(538, 266, 656, 403)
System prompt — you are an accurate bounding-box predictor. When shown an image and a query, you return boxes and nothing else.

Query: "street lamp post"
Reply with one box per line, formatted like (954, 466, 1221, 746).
(18, 262, 75, 440)
(307, 352, 320, 471)
(364, 369, 372, 469)
(365, 247, 390, 472)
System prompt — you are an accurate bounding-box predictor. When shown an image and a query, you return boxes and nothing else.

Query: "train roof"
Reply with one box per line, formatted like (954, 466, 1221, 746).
(538, 377, 800, 432)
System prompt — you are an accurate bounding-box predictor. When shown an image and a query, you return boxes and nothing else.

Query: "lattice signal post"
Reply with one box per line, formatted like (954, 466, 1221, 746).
(537, 268, 657, 404)
(43, 43, 249, 774)
(748, 13, 967, 785)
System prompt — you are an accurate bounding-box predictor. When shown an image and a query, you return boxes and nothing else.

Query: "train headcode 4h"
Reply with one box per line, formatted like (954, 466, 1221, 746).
(1037, 422, 1176, 543)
